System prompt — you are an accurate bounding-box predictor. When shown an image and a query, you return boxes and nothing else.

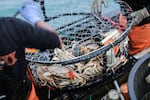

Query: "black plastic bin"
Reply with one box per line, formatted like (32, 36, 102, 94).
(128, 54, 150, 100)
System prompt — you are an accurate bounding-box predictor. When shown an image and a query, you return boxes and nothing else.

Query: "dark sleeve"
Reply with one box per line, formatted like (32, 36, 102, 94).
(13, 18, 61, 50)
(146, 5, 150, 13)
(123, 0, 150, 11)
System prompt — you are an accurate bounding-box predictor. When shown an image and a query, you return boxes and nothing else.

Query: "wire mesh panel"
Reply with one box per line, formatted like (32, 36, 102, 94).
(26, 0, 133, 90)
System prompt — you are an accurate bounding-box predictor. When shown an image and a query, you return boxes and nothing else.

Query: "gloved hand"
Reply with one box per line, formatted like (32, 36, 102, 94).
(131, 7, 150, 26)
(91, 0, 108, 14)
(19, 0, 42, 25)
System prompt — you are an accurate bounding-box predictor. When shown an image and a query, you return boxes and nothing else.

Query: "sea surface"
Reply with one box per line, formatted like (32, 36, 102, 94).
(0, 0, 92, 28)
(0, 0, 120, 28)
(0, 0, 22, 17)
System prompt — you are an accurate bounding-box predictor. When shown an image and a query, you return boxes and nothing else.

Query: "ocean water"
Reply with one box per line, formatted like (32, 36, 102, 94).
(0, 0, 92, 28)
(0, 0, 22, 17)
(0, 0, 120, 28)
(0, 0, 92, 17)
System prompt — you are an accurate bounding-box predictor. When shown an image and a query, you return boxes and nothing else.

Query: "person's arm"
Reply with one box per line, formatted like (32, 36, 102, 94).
(35, 21, 63, 48)
(19, 0, 62, 48)
(12, 17, 61, 49)
(91, 0, 150, 26)
(20, 0, 57, 33)
(35, 21, 57, 33)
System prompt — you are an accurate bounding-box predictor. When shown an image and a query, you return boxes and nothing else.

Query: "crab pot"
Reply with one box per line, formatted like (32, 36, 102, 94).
(33, 55, 136, 100)
(25, 1, 134, 100)
(128, 54, 150, 100)
(73, 56, 135, 100)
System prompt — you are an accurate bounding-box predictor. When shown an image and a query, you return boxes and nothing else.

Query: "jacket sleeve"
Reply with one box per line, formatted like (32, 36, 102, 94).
(14, 18, 61, 50)
(146, 5, 150, 13)
(123, 0, 150, 11)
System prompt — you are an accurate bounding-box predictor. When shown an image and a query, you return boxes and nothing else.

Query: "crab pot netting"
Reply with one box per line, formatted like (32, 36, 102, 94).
(26, 0, 133, 89)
